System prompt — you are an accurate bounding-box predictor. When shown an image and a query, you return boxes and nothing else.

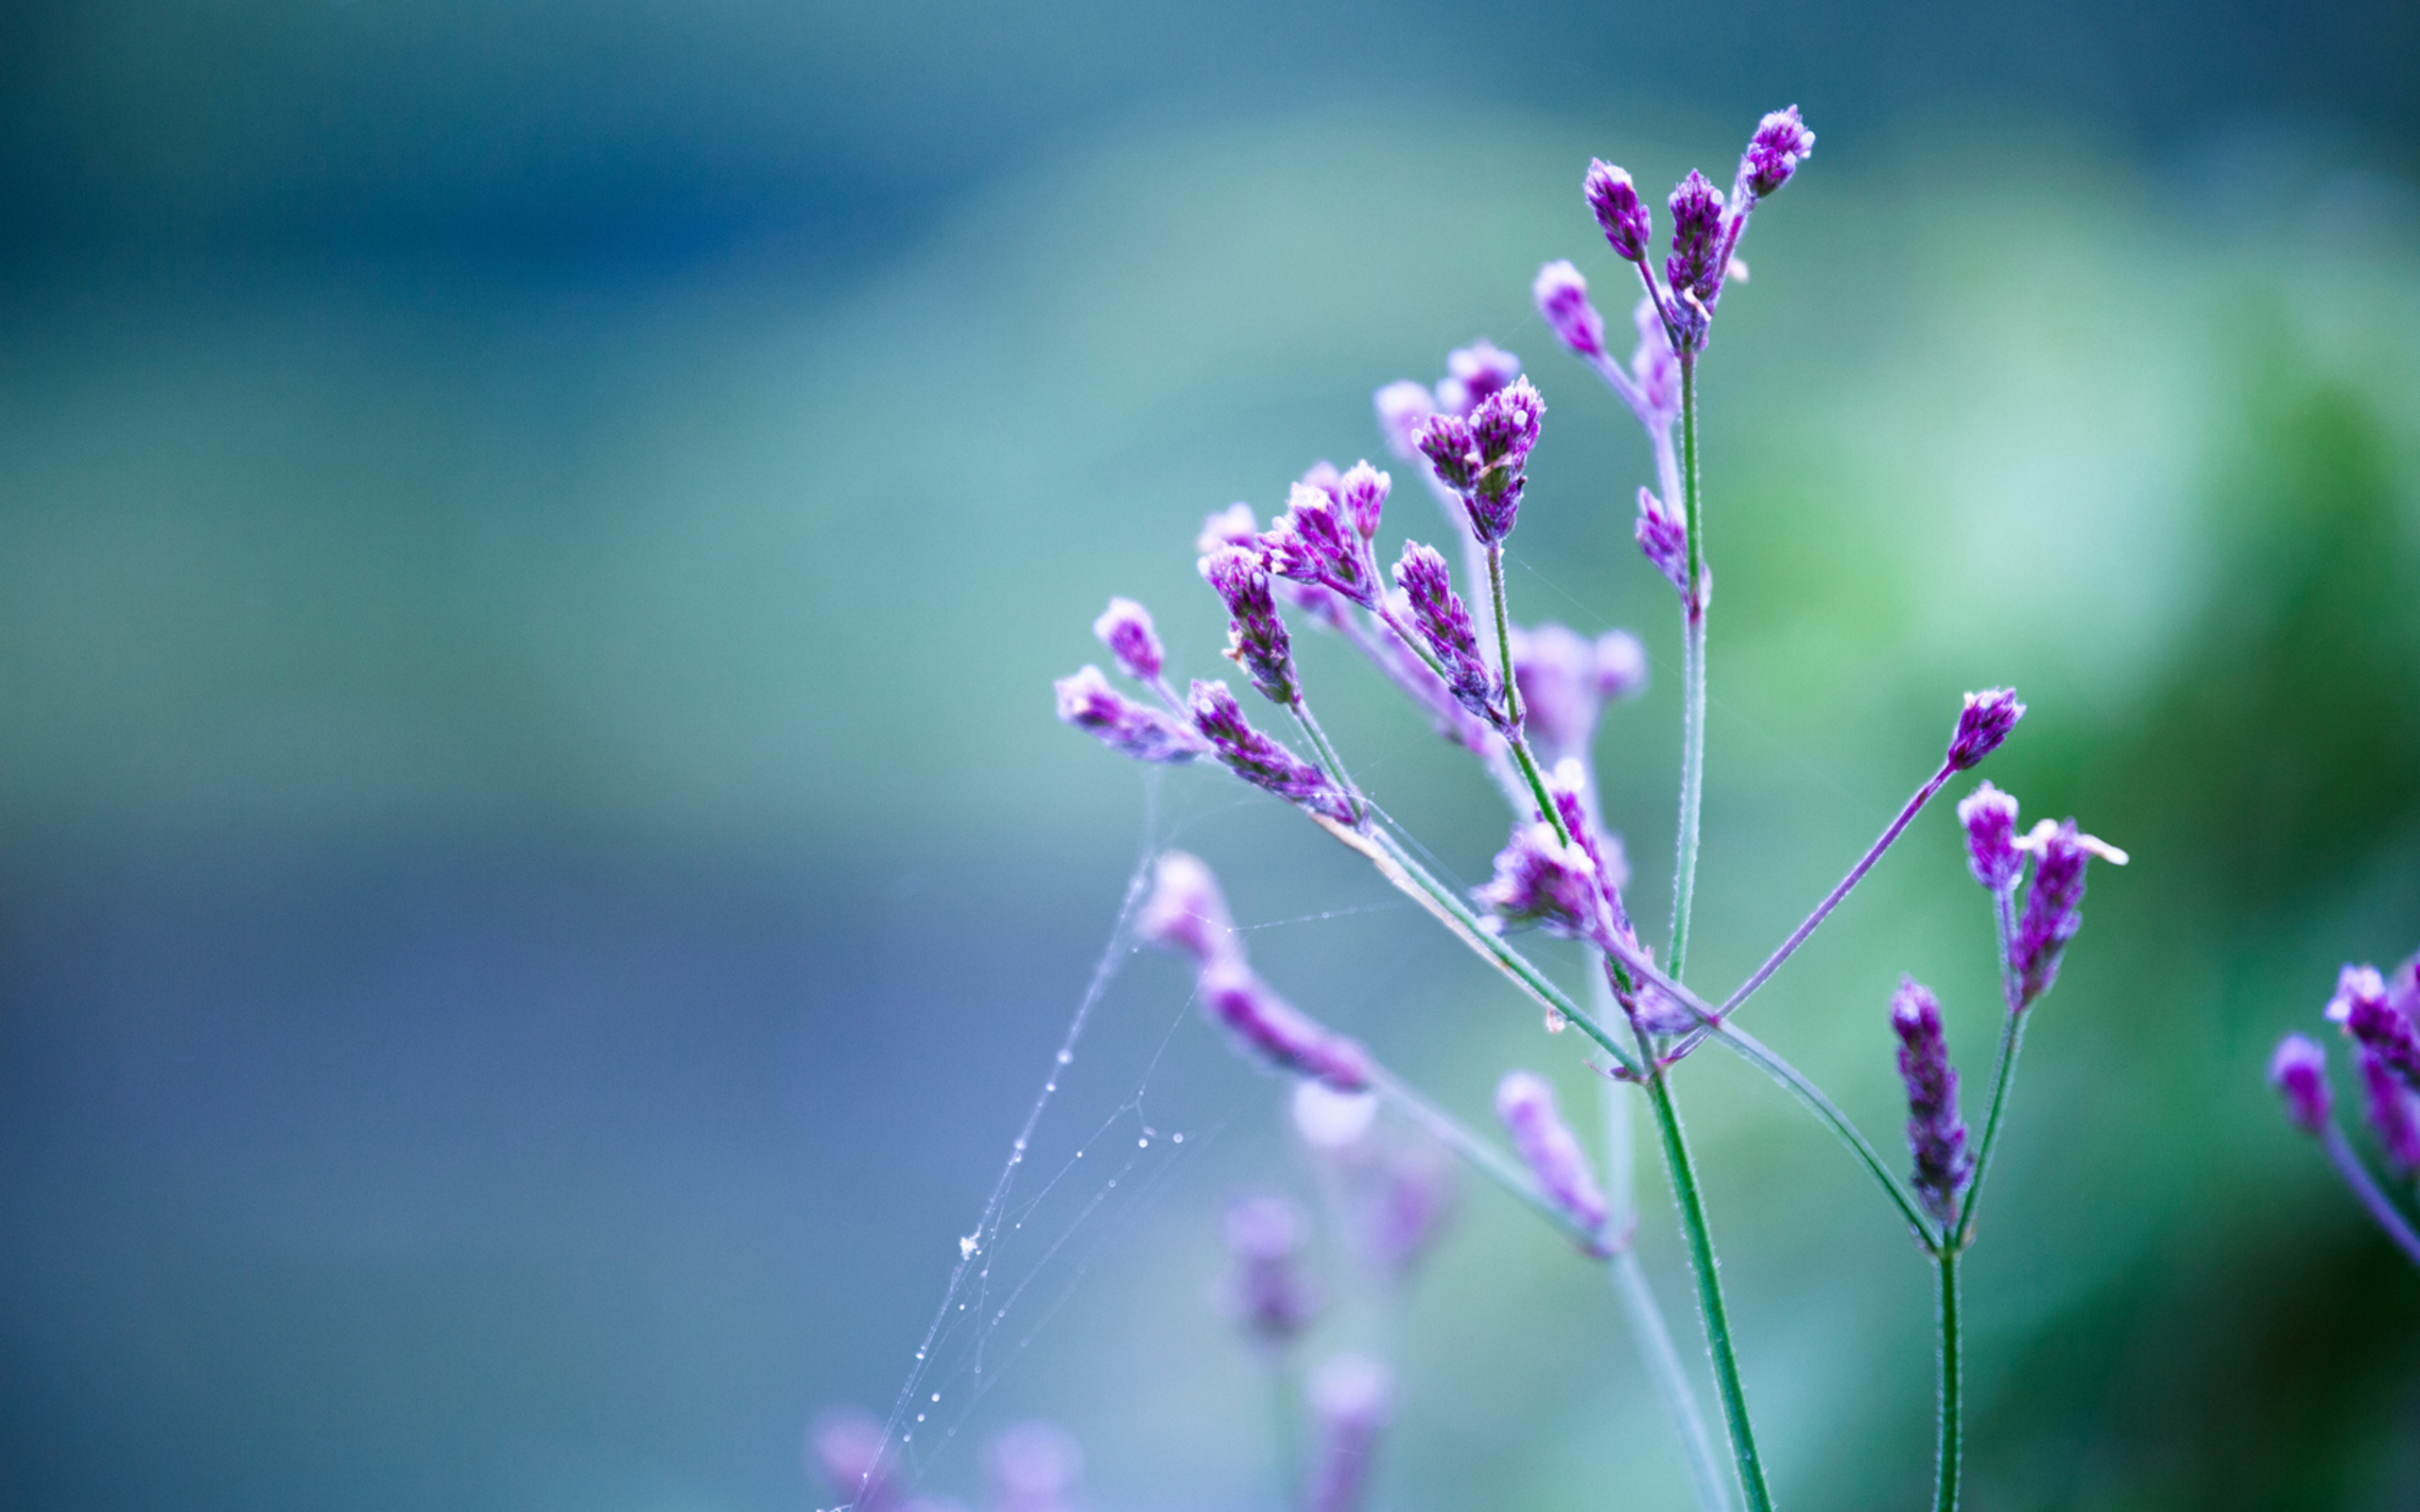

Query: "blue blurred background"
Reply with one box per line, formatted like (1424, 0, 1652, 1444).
(4, 2, 2418, 1508)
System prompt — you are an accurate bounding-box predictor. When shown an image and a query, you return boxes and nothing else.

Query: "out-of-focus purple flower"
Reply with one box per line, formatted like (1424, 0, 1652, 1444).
(1223, 1194, 1320, 1347)
(1200, 963, 1374, 1091)
(1055, 666, 1212, 764)
(1511, 624, 1641, 764)
(1635, 486, 1689, 593)
(1435, 340, 1521, 417)
(1198, 502, 1260, 554)
(1264, 481, 1382, 608)
(1091, 597, 1163, 683)
(2387, 952, 2420, 1022)
(1957, 782, 2024, 893)
(1495, 1071, 1610, 1238)
(1630, 298, 1679, 421)
(2011, 818, 2127, 1005)
(1357, 1141, 1457, 1280)
(1189, 679, 1353, 823)
(1740, 106, 1815, 198)
(1201, 547, 1296, 704)
(1475, 819, 1603, 941)
(810, 1406, 901, 1512)
(1891, 977, 1972, 1228)
(1137, 850, 1239, 970)
(1947, 687, 2026, 771)
(1364, 615, 1496, 753)
(2330, 964, 2420, 1093)
(1585, 160, 1651, 263)
(1392, 544, 1495, 721)
(1666, 170, 1728, 303)
(1532, 260, 1605, 359)
(1374, 381, 1436, 461)
(1337, 461, 1390, 541)
(1414, 412, 1480, 494)
(1304, 1354, 1393, 1512)
(1594, 628, 1649, 702)
(985, 1424, 1083, 1512)
(2359, 1048, 2420, 1173)
(2269, 1033, 2332, 1135)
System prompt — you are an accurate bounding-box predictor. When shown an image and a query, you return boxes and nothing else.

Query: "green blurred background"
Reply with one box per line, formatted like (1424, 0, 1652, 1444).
(3, 2, 2418, 1508)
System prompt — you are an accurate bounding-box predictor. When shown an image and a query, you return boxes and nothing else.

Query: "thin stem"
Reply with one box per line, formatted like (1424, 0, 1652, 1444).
(2322, 1126, 2420, 1266)
(1288, 697, 1363, 826)
(1264, 1355, 1301, 1512)
(1934, 1249, 1962, 1512)
(1614, 1248, 1738, 1512)
(1708, 1020, 1939, 1246)
(1668, 351, 1707, 981)
(1366, 1065, 1604, 1253)
(1716, 764, 1957, 1018)
(1479, 541, 1581, 849)
(1641, 1064, 1772, 1512)
(1955, 894, 2031, 1246)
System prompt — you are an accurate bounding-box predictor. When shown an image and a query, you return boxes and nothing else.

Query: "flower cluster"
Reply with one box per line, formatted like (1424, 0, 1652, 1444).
(2271, 954, 2420, 1239)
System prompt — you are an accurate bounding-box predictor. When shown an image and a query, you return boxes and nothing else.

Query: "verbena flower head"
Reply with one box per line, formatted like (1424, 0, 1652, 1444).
(1373, 381, 1436, 461)
(1199, 961, 1375, 1091)
(1740, 106, 1816, 198)
(1435, 339, 1521, 416)
(1188, 679, 1352, 822)
(1337, 460, 1390, 541)
(2328, 963, 2420, 1091)
(1584, 159, 1651, 263)
(1305, 1353, 1392, 1512)
(1054, 666, 1211, 764)
(1137, 850, 1239, 970)
(1634, 486, 1689, 593)
(1414, 412, 1480, 493)
(2268, 1033, 2332, 1135)
(2358, 1048, 2420, 1172)
(1512, 624, 1647, 764)
(1544, 759, 1636, 948)
(1957, 782, 2024, 892)
(1947, 687, 2026, 770)
(1455, 378, 1545, 543)
(1666, 170, 1728, 304)
(1264, 479, 1382, 607)
(1891, 977, 1972, 1227)
(2012, 818, 2127, 1005)
(1223, 1194, 1320, 1347)
(1476, 819, 1602, 940)
(1092, 596, 1163, 683)
(1392, 542, 1495, 721)
(1532, 259, 1605, 359)
(985, 1423, 1083, 1512)
(1200, 547, 1297, 703)
(1495, 1070, 1610, 1239)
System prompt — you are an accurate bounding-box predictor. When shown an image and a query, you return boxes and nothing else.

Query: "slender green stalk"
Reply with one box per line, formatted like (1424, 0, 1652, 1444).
(1641, 1064, 1772, 1512)
(1480, 541, 1582, 848)
(1934, 1250, 1962, 1512)
(1955, 891, 2030, 1246)
(1706, 1021, 1938, 1245)
(1287, 697, 1363, 825)
(1668, 351, 1707, 979)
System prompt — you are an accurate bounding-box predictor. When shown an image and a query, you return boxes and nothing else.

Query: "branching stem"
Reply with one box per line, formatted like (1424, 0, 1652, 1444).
(1668, 351, 1707, 979)
(1934, 1250, 1962, 1512)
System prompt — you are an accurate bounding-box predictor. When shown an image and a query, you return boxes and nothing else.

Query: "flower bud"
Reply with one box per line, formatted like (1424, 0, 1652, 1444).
(1634, 487, 1688, 593)
(1336, 460, 1390, 541)
(1740, 105, 1815, 198)
(1665, 170, 1728, 303)
(1304, 1354, 1393, 1512)
(2359, 1047, 2420, 1173)
(1435, 339, 1520, 417)
(1373, 381, 1436, 461)
(1956, 782, 2024, 892)
(1584, 159, 1652, 263)
(1947, 687, 2026, 770)
(2011, 818, 2126, 1005)
(1495, 1071, 1609, 1238)
(1188, 679, 1353, 823)
(1891, 977, 1972, 1227)
(2329, 963, 2420, 1093)
(1531, 259, 1605, 358)
(1201, 547, 1296, 704)
(1055, 666, 1212, 764)
(1137, 850, 1238, 969)
(1414, 412, 1480, 493)
(1475, 820, 1602, 941)
(1263, 480, 1381, 608)
(1392, 543, 1495, 721)
(1091, 596, 1163, 682)
(1199, 962, 1374, 1091)
(2268, 1033, 2332, 1135)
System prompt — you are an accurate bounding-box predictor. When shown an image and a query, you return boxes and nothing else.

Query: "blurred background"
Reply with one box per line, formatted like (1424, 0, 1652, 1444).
(4, 1, 2418, 1508)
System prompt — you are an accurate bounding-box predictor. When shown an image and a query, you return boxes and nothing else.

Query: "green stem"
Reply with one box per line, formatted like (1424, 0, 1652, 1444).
(1704, 1021, 1938, 1246)
(1668, 351, 1707, 979)
(1288, 696, 1363, 826)
(1955, 889, 2029, 1246)
(1641, 1063, 1772, 1512)
(1482, 541, 1579, 848)
(1934, 1250, 1962, 1512)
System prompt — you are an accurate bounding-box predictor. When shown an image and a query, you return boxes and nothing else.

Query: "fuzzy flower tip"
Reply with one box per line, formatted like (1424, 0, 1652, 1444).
(1584, 159, 1651, 263)
(2328, 964, 2420, 1092)
(2269, 1033, 2332, 1135)
(1092, 596, 1163, 682)
(1957, 782, 2024, 892)
(1305, 1353, 1393, 1512)
(1392, 541, 1495, 721)
(1201, 546, 1296, 704)
(2011, 818, 2127, 1005)
(1055, 666, 1210, 764)
(1666, 170, 1728, 303)
(1947, 687, 2025, 770)
(986, 1423, 1083, 1512)
(1189, 679, 1352, 823)
(1533, 260, 1604, 359)
(1264, 479, 1381, 608)
(1891, 977, 1972, 1228)
(1495, 1071, 1609, 1238)
(1137, 850, 1237, 970)
(1741, 106, 1815, 198)
(1223, 1194, 1319, 1347)
(1199, 962, 1374, 1091)
(1337, 460, 1390, 541)
(1475, 819, 1602, 942)
(1634, 486, 1690, 593)
(1443, 378, 1544, 544)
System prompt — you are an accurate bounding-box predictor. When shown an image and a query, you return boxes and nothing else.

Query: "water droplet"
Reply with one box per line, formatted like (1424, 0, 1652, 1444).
(1172, 1132, 1184, 1143)
(1045, 1082, 1057, 1092)
(930, 1393, 940, 1402)
(916, 1414, 925, 1423)
(1137, 1138, 1149, 1148)
(1056, 1050, 1073, 1065)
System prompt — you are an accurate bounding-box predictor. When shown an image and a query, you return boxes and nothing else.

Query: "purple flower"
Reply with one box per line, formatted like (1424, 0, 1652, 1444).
(1594, 628, 1650, 702)
(1055, 666, 1212, 764)
(1545, 759, 1636, 946)
(1957, 782, 2024, 893)
(1475, 819, 1603, 942)
(1200, 965, 1374, 1091)
(2269, 1033, 2332, 1135)
(1304, 1354, 1392, 1512)
(1891, 977, 1972, 1228)
(1634, 486, 1689, 593)
(985, 1423, 1083, 1512)
(1264, 480, 1382, 608)
(1740, 106, 1815, 199)
(1189, 679, 1353, 823)
(1495, 1071, 1609, 1238)
(1666, 170, 1728, 304)
(1197, 501, 1260, 554)
(1337, 460, 1390, 541)
(2011, 818, 2126, 1005)
(1200, 547, 1297, 704)
(1355, 1140, 1456, 1280)
(1373, 381, 1436, 461)
(1137, 850, 1239, 970)
(2359, 1047, 2420, 1173)
(1947, 687, 2026, 770)
(1414, 412, 1481, 493)
(1584, 159, 1651, 263)
(1435, 339, 1521, 416)
(2329, 964, 2420, 1093)
(1092, 596, 1163, 683)
(1532, 260, 1605, 359)
(1456, 378, 1544, 543)
(1223, 1194, 1320, 1347)
(1392, 543, 1495, 721)
(1512, 623, 1646, 764)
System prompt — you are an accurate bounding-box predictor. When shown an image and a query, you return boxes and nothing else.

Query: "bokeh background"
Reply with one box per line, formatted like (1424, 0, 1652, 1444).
(4, 2, 2418, 1508)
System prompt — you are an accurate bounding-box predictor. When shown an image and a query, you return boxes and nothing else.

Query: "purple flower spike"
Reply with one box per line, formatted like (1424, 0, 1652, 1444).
(1137, 850, 1239, 970)
(1585, 159, 1652, 264)
(1635, 486, 1689, 592)
(1414, 412, 1481, 493)
(2269, 1033, 2332, 1135)
(2330, 964, 2420, 1093)
(1056, 666, 1212, 764)
(2011, 818, 2126, 1005)
(1201, 547, 1297, 704)
(1741, 106, 1815, 198)
(1304, 1354, 1393, 1512)
(1532, 260, 1605, 359)
(2359, 1048, 2420, 1172)
(1223, 1194, 1320, 1347)
(1392, 542, 1495, 721)
(1092, 596, 1164, 683)
(1947, 687, 2026, 770)
(1495, 1071, 1610, 1238)
(1470, 377, 1545, 470)
(1436, 339, 1521, 416)
(1594, 628, 1650, 703)
(1337, 461, 1390, 541)
(986, 1423, 1083, 1512)
(1374, 381, 1436, 461)
(1957, 782, 2024, 892)
(1189, 679, 1354, 824)
(1475, 819, 1602, 942)
(1265, 480, 1382, 607)
(1666, 170, 1728, 303)
(1201, 963, 1374, 1091)
(1891, 977, 1973, 1228)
